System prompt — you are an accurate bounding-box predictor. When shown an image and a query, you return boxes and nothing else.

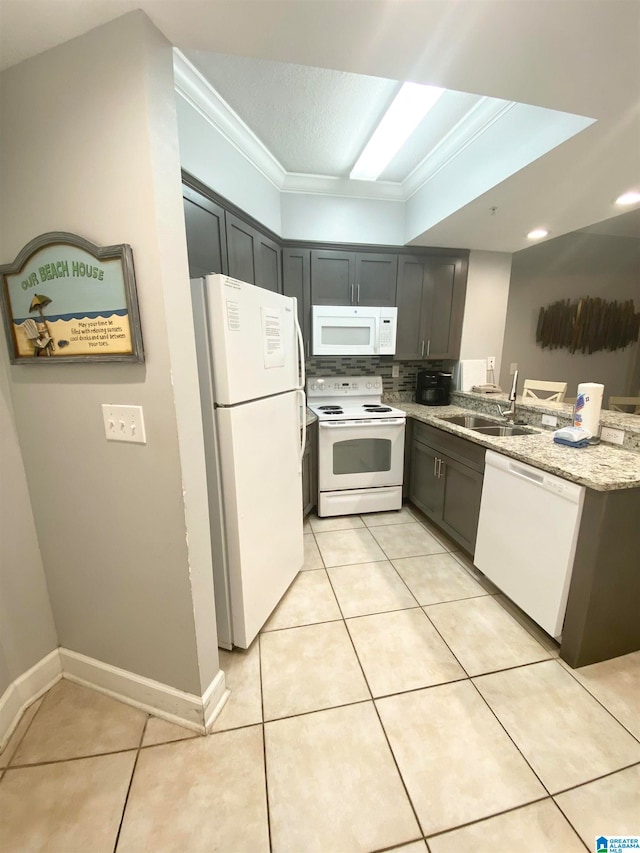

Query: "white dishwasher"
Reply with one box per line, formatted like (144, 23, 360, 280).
(474, 450, 585, 638)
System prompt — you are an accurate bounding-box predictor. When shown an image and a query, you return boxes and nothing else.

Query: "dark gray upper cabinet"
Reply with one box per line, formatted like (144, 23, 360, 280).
(310, 250, 354, 304)
(255, 232, 282, 293)
(226, 212, 257, 285)
(225, 212, 282, 292)
(283, 248, 311, 356)
(182, 187, 228, 278)
(354, 253, 398, 306)
(311, 250, 397, 306)
(395, 254, 467, 360)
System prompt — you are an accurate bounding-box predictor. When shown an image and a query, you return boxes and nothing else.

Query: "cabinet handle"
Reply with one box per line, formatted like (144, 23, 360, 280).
(350, 284, 354, 304)
(357, 283, 360, 304)
(427, 340, 431, 357)
(306, 339, 310, 357)
(421, 340, 425, 358)
(433, 457, 438, 477)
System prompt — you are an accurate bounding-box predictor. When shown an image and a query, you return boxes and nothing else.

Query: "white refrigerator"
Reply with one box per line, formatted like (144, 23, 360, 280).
(191, 274, 306, 649)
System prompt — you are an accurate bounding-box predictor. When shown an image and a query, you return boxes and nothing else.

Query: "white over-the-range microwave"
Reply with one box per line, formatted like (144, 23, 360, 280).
(312, 305, 398, 356)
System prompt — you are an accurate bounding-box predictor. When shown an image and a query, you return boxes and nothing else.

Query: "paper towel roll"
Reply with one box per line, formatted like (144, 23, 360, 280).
(574, 382, 604, 434)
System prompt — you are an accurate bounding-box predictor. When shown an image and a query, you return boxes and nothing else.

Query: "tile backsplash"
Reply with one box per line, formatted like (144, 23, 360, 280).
(305, 357, 450, 396)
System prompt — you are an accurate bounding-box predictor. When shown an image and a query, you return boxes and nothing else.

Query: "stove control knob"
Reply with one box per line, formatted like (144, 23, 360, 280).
(366, 382, 372, 389)
(310, 383, 317, 391)
(374, 381, 380, 388)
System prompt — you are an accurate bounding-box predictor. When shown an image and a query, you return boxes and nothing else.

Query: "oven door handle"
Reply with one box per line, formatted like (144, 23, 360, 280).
(319, 418, 405, 428)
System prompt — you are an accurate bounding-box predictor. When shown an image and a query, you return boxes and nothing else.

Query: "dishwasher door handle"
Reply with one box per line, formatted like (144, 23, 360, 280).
(508, 461, 545, 485)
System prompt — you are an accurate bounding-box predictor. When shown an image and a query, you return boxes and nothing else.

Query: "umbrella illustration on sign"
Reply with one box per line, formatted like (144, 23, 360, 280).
(26, 293, 55, 356)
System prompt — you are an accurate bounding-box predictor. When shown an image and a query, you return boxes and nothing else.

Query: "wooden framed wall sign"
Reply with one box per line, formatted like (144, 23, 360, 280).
(0, 232, 144, 364)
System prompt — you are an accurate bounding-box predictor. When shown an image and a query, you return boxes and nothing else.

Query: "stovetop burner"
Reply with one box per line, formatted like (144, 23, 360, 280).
(306, 375, 406, 422)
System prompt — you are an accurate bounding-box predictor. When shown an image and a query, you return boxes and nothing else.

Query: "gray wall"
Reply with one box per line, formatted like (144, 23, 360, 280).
(0, 324, 58, 696)
(0, 12, 218, 696)
(500, 229, 640, 402)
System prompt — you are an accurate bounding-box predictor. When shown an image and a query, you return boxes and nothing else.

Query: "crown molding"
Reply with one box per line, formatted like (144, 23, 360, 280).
(173, 49, 287, 189)
(403, 98, 517, 198)
(172, 49, 516, 205)
(281, 173, 405, 200)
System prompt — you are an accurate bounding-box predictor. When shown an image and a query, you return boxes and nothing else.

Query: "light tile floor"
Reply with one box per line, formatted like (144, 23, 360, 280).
(1, 504, 639, 852)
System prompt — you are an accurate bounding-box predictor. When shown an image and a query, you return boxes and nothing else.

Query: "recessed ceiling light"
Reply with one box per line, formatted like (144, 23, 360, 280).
(350, 82, 445, 181)
(615, 190, 640, 205)
(527, 228, 549, 240)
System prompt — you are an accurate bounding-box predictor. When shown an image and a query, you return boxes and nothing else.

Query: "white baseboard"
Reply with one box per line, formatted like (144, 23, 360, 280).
(1, 648, 228, 748)
(60, 648, 221, 732)
(0, 649, 62, 751)
(203, 670, 230, 730)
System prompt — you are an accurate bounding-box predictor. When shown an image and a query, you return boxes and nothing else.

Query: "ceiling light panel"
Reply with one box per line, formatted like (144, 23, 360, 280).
(350, 82, 445, 181)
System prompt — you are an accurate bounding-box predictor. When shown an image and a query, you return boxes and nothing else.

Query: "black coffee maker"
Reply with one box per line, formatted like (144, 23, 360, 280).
(416, 370, 452, 406)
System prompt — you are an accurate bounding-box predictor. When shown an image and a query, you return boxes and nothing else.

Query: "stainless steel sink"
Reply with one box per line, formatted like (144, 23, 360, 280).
(472, 424, 535, 436)
(440, 415, 500, 428)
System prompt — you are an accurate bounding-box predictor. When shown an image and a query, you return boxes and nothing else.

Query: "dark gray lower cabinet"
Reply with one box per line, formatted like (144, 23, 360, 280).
(409, 420, 485, 555)
(302, 420, 317, 517)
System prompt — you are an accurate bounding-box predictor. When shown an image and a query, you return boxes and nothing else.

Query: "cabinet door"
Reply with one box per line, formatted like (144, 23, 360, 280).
(283, 248, 311, 358)
(440, 455, 484, 555)
(395, 256, 428, 360)
(424, 257, 467, 359)
(182, 187, 228, 278)
(409, 439, 443, 521)
(355, 253, 398, 306)
(311, 250, 355, 305)
(256, 232, 282, 293)
(226, 212, 257, 284)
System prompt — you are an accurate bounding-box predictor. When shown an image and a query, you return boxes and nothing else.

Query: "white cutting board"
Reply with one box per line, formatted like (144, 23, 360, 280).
(459, 359, 487, 391)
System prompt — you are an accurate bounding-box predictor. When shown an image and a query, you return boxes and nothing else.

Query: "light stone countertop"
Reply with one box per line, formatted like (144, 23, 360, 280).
(399, 402, 640, 492)
(306, 408, 318, 427)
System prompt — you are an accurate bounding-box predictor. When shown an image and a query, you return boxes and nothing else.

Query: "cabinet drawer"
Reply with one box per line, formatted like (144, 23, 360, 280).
(413, 421, 485, 473)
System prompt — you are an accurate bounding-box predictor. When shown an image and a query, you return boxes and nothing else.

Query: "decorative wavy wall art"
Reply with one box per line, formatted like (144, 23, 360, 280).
(536, 297, 639, 353)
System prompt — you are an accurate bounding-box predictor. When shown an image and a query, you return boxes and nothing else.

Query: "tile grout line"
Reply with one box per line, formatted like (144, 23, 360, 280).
(554, 661, 640, 746)
(323, 549, 427, 844)
(411, 510, 640, 735)
(363, 555, 574, 838)
(3, 687, 50, 772)
(550, 758, 640, 797)
(470, 656, 640, 791)
(258, 633, 273, 853)
(548, 794, 591, 852)
(112, 713, 149, 853)
(419, 794, 559, 847)
(6, 745, 144, 771)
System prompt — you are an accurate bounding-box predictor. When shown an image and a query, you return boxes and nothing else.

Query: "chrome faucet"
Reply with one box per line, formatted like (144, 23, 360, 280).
(497, 369, 518, 422)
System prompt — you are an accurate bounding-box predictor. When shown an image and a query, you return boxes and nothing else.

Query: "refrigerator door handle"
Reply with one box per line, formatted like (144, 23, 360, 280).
(297, 389, 307, 474)
(293, 296, 305, 391)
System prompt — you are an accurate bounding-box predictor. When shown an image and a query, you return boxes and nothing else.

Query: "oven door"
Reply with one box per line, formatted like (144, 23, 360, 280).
(318, 418, 405, 492)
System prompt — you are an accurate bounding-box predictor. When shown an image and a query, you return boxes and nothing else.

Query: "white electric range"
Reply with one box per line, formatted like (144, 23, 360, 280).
(307, 376, 406, 517)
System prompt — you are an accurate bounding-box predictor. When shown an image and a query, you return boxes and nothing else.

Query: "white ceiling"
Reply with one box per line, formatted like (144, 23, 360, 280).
(1, 0, 639, 252)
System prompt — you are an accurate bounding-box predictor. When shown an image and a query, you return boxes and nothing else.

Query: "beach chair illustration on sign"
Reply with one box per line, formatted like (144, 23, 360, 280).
(25, 294, 55, 356)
